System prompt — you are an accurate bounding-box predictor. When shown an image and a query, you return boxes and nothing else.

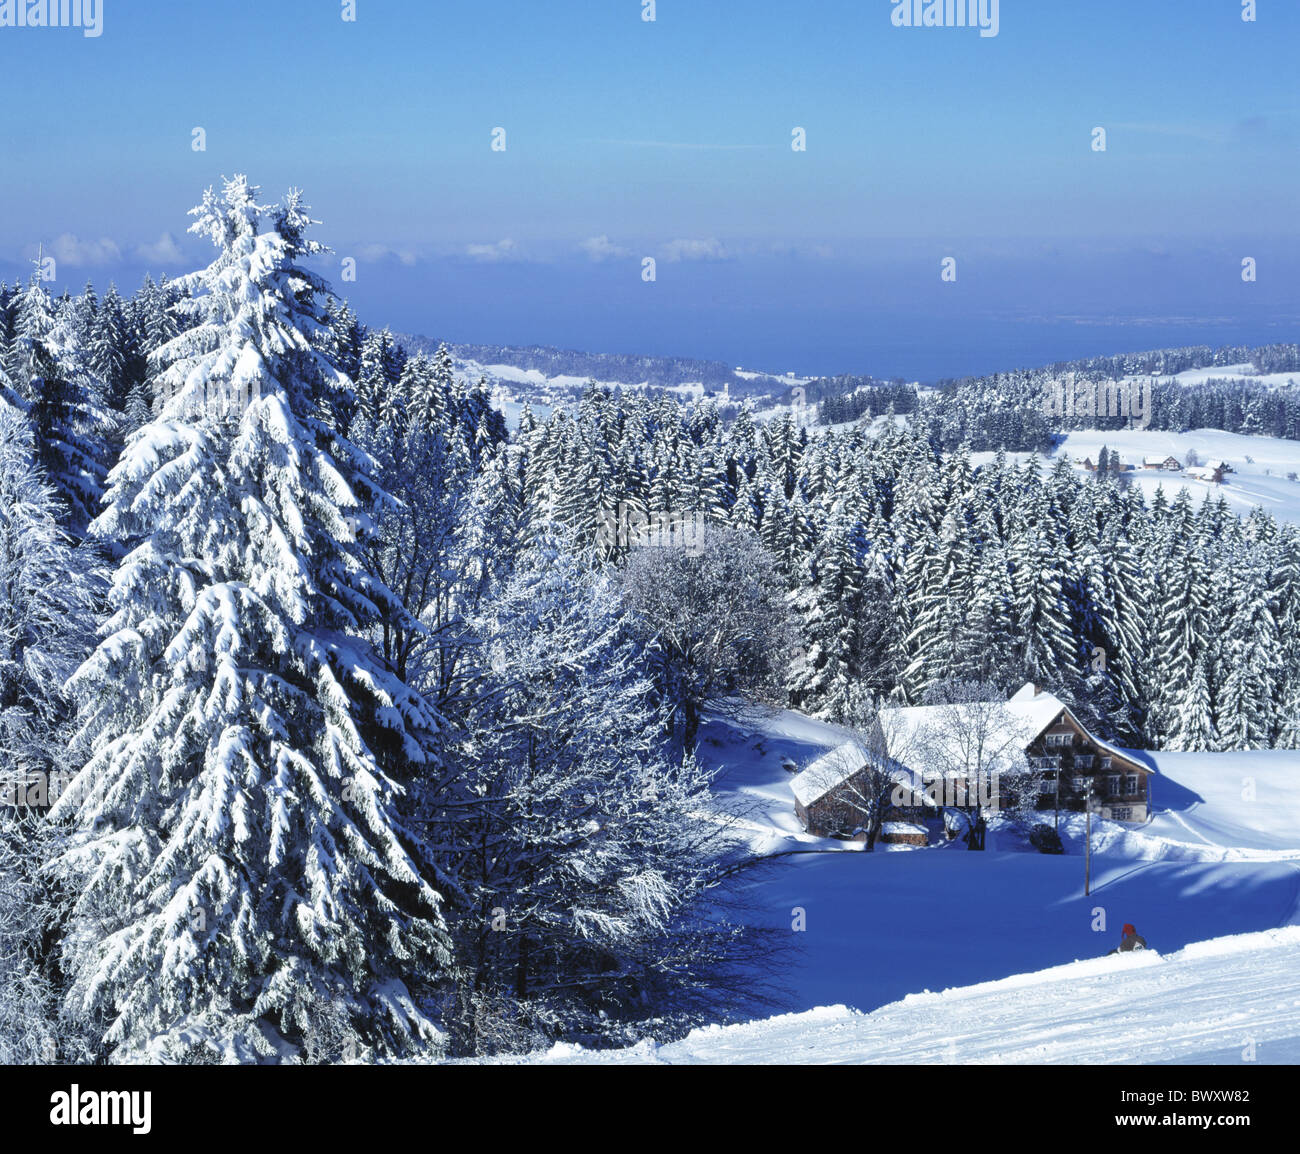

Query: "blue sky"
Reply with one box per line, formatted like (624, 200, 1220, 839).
(1, 0, 1297, 379)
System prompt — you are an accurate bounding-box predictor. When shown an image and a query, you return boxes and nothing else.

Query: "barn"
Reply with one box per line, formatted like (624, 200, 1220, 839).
(790, 742, 874, 838)
(790, 741, 918, 839)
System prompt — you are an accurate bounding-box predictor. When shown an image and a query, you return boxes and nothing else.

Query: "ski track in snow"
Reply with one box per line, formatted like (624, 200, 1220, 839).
(512, 928, 1300, 1064)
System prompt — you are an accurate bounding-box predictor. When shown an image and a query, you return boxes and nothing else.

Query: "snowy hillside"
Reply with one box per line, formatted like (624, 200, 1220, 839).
(1139, 364, 1300, 389)
(463, 709, 1300, 1064)
(392, 332, 801, 423)
(688, 708, 1300, 1018)
(510, 926, 1300, 1064)
(1045, 429, 1300, 526)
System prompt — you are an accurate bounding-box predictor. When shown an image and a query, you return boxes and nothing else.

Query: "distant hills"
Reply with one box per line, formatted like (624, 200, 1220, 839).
(393, 332, 798, 403)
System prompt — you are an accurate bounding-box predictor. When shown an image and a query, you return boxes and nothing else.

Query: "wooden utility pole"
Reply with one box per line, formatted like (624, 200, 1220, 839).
(1084, 779, 1093, 896)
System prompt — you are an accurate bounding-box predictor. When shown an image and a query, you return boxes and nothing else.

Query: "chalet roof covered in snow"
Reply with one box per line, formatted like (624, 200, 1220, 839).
(876, 683, 1061, 769)
(789, 741, 916, 807)
(790, 741, 871, 806)
(876, 683, 1143, 776)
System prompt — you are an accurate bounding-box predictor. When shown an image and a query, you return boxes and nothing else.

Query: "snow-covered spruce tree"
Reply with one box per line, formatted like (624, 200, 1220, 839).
(0, 406, 99, 1064)
(7, 271, 109, 533)
(88, 283, 129, 413)
(1214, 550, 1281, 750)
(51, 178, 449, 1061)
(0, 405, 100, 780)
(444, 538, 765, 1055)
(0, 812, 55, 1062)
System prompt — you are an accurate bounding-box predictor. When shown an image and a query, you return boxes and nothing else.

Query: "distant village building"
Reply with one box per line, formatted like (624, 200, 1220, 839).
(1186, 464, 1225, 484)
(1142, 455, 1182, 471)
(1077, 454, 1134, 473)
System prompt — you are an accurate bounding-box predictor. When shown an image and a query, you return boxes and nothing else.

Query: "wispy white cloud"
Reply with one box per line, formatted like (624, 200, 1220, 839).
(464, 238, 520, 262)
(660, 237, 728, 263)
(579, 235, 630, 262)
(24, 233, 122, 267)
(765, 240, 835, 260)
(356, 243, 418, 266)
(135, 232, 185, 265)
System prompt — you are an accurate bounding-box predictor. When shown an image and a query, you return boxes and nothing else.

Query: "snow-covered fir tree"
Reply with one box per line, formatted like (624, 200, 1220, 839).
(6, 270, 108, 532)
(51, 177, 450, 1061)
(0, 405, 99, 1063)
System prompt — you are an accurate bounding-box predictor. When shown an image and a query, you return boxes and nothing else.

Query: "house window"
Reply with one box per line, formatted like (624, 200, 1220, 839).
(1106, 775, 1120, 796)
(1111, 807, 1132, 822)
(1125, 774, 1140, 796)
(1071, 776, 1086, 791)
(1038, 777, 1056, 794)
(1100, 756, 1112, 769)
(1046, 733, 1073, 747)
(1075, 754, 1094, 769)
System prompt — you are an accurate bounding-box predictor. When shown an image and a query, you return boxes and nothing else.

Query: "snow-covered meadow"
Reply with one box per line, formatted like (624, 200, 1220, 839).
(1045, 429, 1300, 526)
(507, 926, 1300, 1064)
(480, 707, 1300, 1063)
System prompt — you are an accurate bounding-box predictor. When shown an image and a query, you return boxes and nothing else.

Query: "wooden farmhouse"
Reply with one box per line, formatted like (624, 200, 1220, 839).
(789, 685, 1154, 845)
(1014, 690, 1152, 822)
(1142, 455, 1182, 471)
(872, 683, 1153, 825)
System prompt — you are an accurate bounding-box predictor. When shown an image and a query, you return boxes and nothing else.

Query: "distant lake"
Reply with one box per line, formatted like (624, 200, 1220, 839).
(357, 246, 1300, 385)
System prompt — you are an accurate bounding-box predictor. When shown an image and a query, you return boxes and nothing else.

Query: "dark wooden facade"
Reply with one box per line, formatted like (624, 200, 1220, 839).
(1023, 710, 1150, 822)
(795, 767, 875, 838)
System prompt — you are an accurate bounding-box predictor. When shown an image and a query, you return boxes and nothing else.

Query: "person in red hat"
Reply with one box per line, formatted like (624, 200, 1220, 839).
(1107, 923, 1148, 955)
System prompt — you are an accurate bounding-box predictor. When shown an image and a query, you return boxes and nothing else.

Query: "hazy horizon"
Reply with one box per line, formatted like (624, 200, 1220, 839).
(3, 0, 1297, 382)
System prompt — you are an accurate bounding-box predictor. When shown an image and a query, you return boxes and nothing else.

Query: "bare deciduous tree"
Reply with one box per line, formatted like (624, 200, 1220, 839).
(621, 525, 797, 755)
(900, 680, 1038, 850)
